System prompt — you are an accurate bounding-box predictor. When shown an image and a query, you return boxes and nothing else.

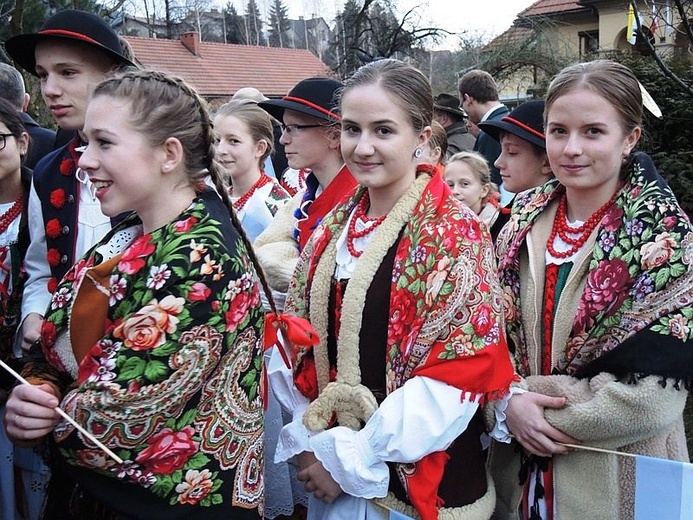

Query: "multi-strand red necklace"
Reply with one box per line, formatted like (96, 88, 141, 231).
(0, 194, 23, 235)
(547, 189, 620, 259)
(346, 192, 387, 258)
(231, 173, 272, 212)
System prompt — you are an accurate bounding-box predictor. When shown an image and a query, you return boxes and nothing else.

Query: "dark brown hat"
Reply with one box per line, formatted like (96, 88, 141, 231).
(259, 77, 344, 123)
(478, 100, 546, 149)
(433, 93, 466, 118)
(4, 9, 136, 76)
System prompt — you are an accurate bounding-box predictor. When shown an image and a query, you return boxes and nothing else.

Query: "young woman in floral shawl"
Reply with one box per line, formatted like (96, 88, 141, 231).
(489, 60, 693, 519)
(269, 59, 515, 520)
(4, 70, 271, 519)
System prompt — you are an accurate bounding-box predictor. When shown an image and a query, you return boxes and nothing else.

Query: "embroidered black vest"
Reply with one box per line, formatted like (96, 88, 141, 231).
(32, 138, 126, 291)
(32, 138, 81, 289)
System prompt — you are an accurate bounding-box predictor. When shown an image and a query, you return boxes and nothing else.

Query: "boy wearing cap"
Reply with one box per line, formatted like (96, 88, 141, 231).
(4, 10, 135, 354)
(255, 77, 356, 304)
(478, 99, 553, 237)
(433, 93, 475, 159)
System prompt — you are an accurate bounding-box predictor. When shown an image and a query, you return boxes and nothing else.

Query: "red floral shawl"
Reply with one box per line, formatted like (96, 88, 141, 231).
(286, 169, 515, 519)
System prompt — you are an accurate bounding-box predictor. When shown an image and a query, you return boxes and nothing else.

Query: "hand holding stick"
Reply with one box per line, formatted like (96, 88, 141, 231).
(0, 359, 123, 464)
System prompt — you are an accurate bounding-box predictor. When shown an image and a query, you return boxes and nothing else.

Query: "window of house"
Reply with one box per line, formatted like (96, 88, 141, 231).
(579, 30, 599, 57)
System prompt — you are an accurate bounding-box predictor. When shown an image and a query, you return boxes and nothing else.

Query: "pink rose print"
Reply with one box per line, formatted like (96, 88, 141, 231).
(389, 290, 418, 344)
(601, 206, 624, 232)
(173, 216, 198, 233)
(472, 303, 494, 337)
(135, 426, 199, 475)
(113, 295, 184, 351)
(189, 282, 211, 302)
(668, 314, 690, 341)
(640, 232, 676, 270)
(175, 469, 215, 505)
(577, 259, 631, 329)
(225, 286, 260, 333)
(118, 235, 156, 275)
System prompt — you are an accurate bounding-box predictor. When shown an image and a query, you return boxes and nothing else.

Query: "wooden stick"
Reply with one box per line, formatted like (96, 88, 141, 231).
(556, 441, 638, 459)
(0, 359, 123, 464)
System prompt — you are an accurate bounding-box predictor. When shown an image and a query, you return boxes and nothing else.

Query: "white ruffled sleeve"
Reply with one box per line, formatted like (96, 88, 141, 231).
(489, 385, 527, 443)
(308, 376, 480, 499)
(267, 345, 317, 462)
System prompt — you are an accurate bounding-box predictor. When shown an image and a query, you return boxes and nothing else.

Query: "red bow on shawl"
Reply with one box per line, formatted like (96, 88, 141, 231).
(262, 313, 320, 411)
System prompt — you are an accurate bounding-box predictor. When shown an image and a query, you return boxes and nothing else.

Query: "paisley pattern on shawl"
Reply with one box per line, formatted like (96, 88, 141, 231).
(285, 168, 515, 520)
(497, 151, 693, 384)
(32, 191, 265, 513)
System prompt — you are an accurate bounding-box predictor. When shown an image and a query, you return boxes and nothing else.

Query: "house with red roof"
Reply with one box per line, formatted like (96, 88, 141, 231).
(480, 0, 688, 104)
(123, 32, 333, 104)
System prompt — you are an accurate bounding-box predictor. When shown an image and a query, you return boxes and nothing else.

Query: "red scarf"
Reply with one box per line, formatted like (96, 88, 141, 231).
(296, 165, 356, 250)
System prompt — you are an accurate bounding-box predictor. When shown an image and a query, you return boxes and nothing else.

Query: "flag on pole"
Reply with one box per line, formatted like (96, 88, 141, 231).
(627, 3, 639, 45)
(634, 455, 693, 520)
(650, 3, 659, 34)
(367, 500, 417, 520)
(666, 0, 673, 36)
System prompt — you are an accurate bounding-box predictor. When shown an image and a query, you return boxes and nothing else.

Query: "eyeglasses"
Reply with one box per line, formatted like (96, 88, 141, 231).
(0, 133, 15, 151)
(280, 123, 323, 135)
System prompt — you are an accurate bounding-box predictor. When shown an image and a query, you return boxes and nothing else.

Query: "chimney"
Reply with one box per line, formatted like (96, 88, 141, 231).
(181, 32, 200, 56)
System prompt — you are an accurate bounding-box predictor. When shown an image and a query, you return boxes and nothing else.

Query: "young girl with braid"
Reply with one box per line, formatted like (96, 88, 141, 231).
(4, 70, 271, 519)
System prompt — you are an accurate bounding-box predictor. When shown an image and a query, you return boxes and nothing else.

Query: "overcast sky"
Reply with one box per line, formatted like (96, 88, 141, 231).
(222, 0, 538, 49)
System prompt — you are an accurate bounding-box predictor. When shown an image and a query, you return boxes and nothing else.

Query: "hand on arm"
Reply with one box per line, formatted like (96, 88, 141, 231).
(505, 390, 578, 457)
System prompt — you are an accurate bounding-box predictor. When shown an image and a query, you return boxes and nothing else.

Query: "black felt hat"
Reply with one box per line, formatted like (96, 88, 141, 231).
(433, 93, 466, 118)
(4, 9, 135, 76)
(478, 100, 546, 149)
(259, 77, 344, 123)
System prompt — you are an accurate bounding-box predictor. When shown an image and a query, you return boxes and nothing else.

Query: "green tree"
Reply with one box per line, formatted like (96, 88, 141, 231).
(244, 0, 265, 46)
(333, 0, 362, 78)
(267, 0, 290, 48)
(223, 2, 244, 44)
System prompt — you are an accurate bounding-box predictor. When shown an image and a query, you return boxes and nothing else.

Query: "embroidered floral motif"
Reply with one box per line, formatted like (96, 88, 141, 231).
(43, 195, 265, 513)
(499, 153, 693, 378)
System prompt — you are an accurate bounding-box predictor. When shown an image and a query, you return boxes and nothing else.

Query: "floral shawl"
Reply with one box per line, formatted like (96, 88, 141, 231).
(286, 169, 515, 519)
(497, 152, 693, 384)
(29, 190, 265, 518)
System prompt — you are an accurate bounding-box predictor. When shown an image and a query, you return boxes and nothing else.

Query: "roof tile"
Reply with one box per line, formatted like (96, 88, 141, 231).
(519, 0, 586, 17)
(123, 36, 332, 98)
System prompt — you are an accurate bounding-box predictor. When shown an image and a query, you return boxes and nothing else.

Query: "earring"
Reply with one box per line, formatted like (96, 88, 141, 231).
(414, 147, 423, 159)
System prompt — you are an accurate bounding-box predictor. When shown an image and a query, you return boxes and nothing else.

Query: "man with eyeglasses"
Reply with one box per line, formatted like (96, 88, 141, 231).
(255, 77, 356, 306)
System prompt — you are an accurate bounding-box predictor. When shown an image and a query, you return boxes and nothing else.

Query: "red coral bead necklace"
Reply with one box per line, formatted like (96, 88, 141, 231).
(231, 173, 272, 212)
(0, 194, 23, 235)
(347, 192, 387, 258)
(547, 188, 620, 259)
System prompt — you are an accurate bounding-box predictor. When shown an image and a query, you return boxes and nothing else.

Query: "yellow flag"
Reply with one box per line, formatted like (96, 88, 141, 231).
(627, 4, 638, 45)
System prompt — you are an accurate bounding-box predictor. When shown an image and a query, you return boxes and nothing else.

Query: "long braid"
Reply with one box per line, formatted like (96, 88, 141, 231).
(93, 69, 278, 315)
(198, 95, 279, 316)
(209, 161, 278, 316)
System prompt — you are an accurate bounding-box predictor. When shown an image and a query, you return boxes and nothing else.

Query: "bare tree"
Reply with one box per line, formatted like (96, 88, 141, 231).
(629, 0, 693, 97)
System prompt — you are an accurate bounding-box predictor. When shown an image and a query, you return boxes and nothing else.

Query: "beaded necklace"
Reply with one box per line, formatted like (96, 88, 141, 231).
(0, 194, 23, 236)
(231, 173, 272, 212)
(547, 189, 620, 259)
(346, 192, 387, 258)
